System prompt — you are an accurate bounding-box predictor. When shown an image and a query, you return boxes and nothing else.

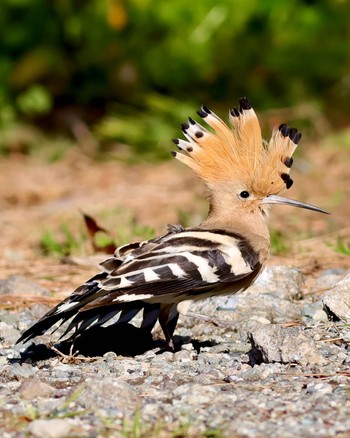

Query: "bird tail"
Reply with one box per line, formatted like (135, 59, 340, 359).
(16, 274, 162, 345)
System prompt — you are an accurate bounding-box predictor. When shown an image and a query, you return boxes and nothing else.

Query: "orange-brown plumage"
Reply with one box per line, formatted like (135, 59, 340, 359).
(173, 98, 299, 198)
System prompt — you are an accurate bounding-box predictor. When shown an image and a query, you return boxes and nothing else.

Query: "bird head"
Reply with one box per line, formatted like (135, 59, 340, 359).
(172, 98, 329, 218)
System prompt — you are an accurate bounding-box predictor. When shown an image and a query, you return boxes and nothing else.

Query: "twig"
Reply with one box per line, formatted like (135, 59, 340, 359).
(50, 344, 98, 363)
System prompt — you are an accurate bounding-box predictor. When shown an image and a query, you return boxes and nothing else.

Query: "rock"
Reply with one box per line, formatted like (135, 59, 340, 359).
(234, 294, 301, 324)
(313, 269, 348, 292)
(0, 275, 50, 296)
(27, 418, 71, 438)
(19, 377, 54, 399)
(190, 293, 300, 326)
(245, 266, 304, 301)
(323, 273, 350, 321)
(0, 321, 20, 346)
(188, 266, 303, 328)
(248, 324, 326, 366)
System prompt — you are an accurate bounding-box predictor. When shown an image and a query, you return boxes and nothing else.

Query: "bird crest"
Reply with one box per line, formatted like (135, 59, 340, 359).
(172, 98, 301, 197)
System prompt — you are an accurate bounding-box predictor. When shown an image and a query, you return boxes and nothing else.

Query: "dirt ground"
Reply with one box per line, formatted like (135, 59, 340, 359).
(0, 140, 349, 304)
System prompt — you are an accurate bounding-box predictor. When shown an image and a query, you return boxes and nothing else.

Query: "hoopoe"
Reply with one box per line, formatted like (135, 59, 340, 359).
(17, 98, 328, 350)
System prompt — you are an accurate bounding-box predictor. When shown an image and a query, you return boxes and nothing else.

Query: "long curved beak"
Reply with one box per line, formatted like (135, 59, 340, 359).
(262, 194, 330, 214)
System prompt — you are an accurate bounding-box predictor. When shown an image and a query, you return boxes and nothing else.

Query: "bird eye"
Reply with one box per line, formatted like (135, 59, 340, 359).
(239, 191, 250, 199)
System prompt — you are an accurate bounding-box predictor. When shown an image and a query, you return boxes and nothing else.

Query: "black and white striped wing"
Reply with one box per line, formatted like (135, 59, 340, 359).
(95, 228, 260, 302)
(17, 228, 260, 343)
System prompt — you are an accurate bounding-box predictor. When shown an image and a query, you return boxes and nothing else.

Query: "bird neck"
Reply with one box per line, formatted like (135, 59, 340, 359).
(201, 202, 270, 243)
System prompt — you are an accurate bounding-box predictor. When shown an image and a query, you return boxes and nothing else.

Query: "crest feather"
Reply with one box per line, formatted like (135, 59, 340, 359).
(172, 98, 301, 196)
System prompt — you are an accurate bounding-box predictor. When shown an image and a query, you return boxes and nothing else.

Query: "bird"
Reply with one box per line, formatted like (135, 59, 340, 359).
(17, 97, 329, 351)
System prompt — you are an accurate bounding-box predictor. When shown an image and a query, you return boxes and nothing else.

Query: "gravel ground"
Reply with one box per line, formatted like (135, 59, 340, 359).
(1, 266, 350, 437)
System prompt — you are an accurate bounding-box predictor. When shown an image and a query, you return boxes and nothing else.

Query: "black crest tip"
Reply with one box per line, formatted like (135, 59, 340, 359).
(288, 127, 298, 140)
(284, 156, 294, 168)
(171, 151, 177, 157)
(279, 124, 290, 137)
(181, 122, 189, 132)
(281, 172, 290, 183)
(171, 138, 179, 145)
(286, 178, 294, 189)
(239, 97, 252, 111)
(291, 131, 302, 145)
(188, 117, 196, 125)
(202, 105, 211, 114)
(197, 108, 208, 118)
(230, 107, 240, 117)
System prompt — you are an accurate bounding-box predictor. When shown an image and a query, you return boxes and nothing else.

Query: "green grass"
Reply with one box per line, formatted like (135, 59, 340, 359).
(327, 237, 350, 256)
(40, 224, 86, 257)
(39, 210, 156, 257)
(98, 208, 156, 247)
(269, 227, 291, 256)
(98, 410, 226, 438)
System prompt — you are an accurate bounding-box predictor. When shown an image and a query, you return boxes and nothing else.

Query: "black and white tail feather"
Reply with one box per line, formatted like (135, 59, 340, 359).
(17, 97, 327, 349)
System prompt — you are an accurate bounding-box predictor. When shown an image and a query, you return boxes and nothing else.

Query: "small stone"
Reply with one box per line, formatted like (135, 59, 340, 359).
(312, 309, 328, 322)
(103, 351, 117, 361)
(181, 343, 194, 351)
(27, 418, 71, 438)
(10, 362, 36, 378)
(248, 324, 327, 366)
(0, 321, 20, 345)
(238, 365, 273, 382)
(19, 378, 54, 399)
(174, 350, 196, 362)
(323, 273, 350, 321)
(306, 381, 333, 397)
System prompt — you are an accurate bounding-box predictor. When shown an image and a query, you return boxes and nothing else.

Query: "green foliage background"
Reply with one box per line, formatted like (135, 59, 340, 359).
(1, 0, 350, 156)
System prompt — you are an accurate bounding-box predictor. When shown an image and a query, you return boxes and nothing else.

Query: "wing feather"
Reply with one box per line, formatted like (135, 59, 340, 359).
(17, 228, 260, 344)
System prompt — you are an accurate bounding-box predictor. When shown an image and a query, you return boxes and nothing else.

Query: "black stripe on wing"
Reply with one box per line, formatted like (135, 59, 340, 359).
(81, 248, 256, 310)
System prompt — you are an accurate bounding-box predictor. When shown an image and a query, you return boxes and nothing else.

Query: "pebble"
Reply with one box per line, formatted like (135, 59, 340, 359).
(19, 377, 54, 399)
(27, 419, 71, 438)
(306, 382, 333, 397)
(0, 322, 20, 346)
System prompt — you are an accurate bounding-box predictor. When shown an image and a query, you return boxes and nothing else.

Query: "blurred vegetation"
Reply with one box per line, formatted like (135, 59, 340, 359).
(327, 237, 350, 256)
(39, 209, 156, 257)
(1, 0, 350, 158)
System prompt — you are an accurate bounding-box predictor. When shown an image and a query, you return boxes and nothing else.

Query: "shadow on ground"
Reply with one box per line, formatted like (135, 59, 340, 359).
(15, 323, 219, 363)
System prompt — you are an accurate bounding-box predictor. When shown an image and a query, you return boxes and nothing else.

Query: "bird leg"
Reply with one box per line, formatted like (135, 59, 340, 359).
(159, 304, 179, 351)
